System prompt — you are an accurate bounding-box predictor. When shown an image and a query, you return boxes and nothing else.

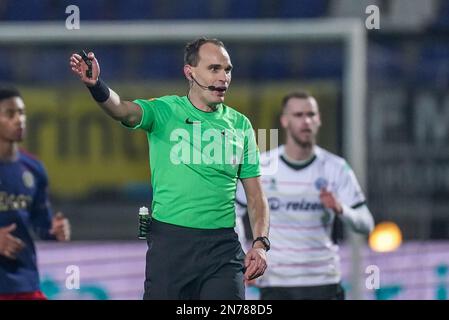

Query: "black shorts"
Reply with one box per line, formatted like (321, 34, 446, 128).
(260, 283, 345, 300)
(143, 218, 246, 300)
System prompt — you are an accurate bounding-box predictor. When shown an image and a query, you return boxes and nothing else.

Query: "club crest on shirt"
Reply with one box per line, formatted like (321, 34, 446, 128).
(22, 171, 35, 189)
(314, 177, 328, 191)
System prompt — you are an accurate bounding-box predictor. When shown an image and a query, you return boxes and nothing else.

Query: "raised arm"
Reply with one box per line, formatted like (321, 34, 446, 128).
(69, 51, 142, 127)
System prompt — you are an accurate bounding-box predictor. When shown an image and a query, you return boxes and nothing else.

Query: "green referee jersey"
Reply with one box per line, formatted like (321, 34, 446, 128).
(126, 95, 260, 229)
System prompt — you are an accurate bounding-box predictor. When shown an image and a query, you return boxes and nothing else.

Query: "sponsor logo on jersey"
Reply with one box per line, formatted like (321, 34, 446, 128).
(268, 197, 324, 211)
(0, 192, 33, 211)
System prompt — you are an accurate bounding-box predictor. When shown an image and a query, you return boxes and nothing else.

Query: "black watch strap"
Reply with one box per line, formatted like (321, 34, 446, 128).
(252, 236, 270, 251)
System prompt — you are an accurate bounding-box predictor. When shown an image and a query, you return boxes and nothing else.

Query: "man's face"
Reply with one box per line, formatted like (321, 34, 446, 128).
(0, 97, 26, 143)
(186, 43, 233, 106)
(280, 97, 321, 147)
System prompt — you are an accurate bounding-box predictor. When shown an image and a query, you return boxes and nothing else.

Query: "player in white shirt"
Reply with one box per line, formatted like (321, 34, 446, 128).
(236, 91, 374, 300)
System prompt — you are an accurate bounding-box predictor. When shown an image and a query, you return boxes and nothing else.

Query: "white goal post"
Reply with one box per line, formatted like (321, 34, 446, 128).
(0, 19, 367, 299)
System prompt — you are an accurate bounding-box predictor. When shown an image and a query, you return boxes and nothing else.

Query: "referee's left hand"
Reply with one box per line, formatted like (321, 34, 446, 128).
(244, 246, 267, 285)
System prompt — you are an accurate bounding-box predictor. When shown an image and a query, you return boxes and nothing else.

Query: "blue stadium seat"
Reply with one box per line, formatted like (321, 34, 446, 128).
(169, 0, 212, 19)
(250, 47, 292, 79)
(280, 0, 328, 18)
(138, 47, 182, 79)
(92, 47, 126, 80)
(417, 43, 449, 85)
(300, 44, 343, 79)
(27, 48, 70, 83)
(3, 0, 46, 21)
(0, 50, 14, 81)
(115, 0, 154, 20)
(368, 42, 405, 83)
(227, 0, 262, 19)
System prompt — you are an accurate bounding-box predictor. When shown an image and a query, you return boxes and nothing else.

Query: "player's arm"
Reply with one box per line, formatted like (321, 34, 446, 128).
(234, 181, 252, 251)
(241, 176, 269, 283)
(49, 212, 71, 241)
(320, 164, 375, 235)
(69, 51, 142, 127)
(30, 166, 70, 241)
(321, 190, 374, 233)
(0, 224, 25, 259)
(339, 203, 374, 234)
(242, 177, 269, 242)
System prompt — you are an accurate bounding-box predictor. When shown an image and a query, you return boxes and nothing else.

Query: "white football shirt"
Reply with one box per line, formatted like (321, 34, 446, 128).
(236, 145, 367, 287)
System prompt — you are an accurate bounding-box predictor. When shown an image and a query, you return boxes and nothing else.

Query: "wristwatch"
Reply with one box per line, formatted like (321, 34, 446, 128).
(252, 236, 270, 252)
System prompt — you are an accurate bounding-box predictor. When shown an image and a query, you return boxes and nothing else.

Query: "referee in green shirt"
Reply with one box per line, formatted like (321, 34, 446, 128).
(70, 37, 269, 300)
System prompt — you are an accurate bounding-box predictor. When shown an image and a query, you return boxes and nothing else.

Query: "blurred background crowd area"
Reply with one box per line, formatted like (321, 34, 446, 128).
(1, 0, 449, 85)
(0, 0, 448, 242)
